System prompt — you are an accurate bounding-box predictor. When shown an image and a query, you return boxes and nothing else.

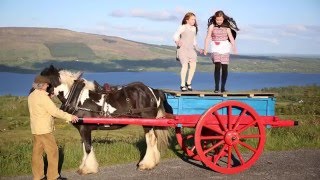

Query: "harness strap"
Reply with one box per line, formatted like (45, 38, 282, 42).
(122, 86, 133, 114)
(61, 79, 85, 113)
(62, 81, 77, 109)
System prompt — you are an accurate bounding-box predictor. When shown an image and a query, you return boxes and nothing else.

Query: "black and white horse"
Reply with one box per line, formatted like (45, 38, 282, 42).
(37, 65, 169, 174)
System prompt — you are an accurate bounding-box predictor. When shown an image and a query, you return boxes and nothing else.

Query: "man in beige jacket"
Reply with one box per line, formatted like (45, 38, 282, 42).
(28, 75, 78, 180)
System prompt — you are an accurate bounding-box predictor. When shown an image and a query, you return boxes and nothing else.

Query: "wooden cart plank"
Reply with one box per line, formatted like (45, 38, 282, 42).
(163, 90, 275, 98)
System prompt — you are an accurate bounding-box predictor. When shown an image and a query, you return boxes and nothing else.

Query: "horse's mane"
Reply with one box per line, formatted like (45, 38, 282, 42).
(59, 70, 95, 91)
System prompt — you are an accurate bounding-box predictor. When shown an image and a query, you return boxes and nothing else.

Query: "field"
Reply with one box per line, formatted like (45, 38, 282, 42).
(0, 85, 319, 176)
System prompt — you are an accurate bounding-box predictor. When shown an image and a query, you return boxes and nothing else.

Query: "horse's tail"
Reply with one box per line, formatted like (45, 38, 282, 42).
(154, 127, 169, 151)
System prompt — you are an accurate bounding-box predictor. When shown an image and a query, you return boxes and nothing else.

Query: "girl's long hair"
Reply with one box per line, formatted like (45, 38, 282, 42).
(181, 12, 198, 34)
(207, 10, 230, 28)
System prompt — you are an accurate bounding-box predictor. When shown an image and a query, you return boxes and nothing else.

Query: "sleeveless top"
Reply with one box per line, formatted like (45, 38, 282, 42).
(211, 27, 228, 41)
(210, 26, 231, 55)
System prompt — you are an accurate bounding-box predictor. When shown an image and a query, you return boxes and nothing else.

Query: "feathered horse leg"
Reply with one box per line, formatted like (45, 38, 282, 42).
(77, 126, 99, 175)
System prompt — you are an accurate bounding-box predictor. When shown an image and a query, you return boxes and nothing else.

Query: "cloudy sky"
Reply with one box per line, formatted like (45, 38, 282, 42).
(1, 0, 319, 55)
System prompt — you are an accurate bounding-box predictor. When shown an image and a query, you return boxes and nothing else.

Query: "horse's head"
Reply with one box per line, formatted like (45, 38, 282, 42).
(29, 65, 60, 95)
(38, 65, 62, 95)
(38, 65, 90, 101)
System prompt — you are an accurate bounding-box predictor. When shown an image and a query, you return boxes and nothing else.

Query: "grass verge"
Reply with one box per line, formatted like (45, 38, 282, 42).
(0, 85, 319, 176)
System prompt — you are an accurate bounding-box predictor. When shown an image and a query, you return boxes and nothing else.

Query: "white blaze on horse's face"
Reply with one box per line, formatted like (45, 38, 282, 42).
(148, 87, 161, 107)
(54, 83, 70, 98)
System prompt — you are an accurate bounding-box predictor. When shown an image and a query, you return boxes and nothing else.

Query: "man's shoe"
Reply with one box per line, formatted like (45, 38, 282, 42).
(214, 89, 219, 93)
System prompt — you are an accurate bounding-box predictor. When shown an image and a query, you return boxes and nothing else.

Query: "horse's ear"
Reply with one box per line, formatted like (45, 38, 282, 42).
(49, 64, 60, 71)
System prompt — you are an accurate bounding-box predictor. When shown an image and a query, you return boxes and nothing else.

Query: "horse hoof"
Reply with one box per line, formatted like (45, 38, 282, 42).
(137, 163, 154, 171)
(77, 168, 98, 175)
(77, 169, 84, 175)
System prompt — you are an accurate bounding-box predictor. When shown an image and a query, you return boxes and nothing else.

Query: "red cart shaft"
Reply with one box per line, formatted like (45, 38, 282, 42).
(78, 115, 297, 128)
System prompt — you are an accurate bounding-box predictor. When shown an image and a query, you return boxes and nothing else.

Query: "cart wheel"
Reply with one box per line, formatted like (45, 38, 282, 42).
(194, 100, 266, 174)
(175, 127, 201, 161)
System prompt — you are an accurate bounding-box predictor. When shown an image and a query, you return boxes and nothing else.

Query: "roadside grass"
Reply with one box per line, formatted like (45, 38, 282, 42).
(265, 114, 320, 150)
(0, 85, 319, 176)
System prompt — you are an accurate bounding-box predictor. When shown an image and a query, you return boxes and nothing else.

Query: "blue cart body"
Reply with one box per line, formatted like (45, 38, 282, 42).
(165, 91, 276, 116)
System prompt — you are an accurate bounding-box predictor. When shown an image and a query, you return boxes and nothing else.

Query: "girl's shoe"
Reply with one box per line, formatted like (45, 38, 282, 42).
(180, 86, 187, 92)
(185, 83, 192, 91)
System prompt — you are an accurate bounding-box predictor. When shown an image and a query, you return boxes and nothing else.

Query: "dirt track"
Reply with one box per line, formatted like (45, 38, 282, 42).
(3, 149, 320, 180)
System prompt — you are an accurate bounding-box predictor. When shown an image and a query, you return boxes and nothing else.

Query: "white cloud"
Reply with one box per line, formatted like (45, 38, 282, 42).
(237, 25, 278, 44)
(239, 34, 279, 44)
(80, 22, 173, 45)
(110, 9, 179, 21)
(109, 10, 126, 17)
(279, 31, 297, 37)
(285, 24, 308, 32)
(238, 24, 320, 44)
(80, 13, 320, 54)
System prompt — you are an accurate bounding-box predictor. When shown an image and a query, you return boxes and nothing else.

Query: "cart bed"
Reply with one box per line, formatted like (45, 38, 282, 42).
(164, 90, 276, 116)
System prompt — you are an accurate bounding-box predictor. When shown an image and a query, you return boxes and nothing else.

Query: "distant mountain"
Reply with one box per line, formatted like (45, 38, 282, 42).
(0, 27, 319, 73)
(0, 27, 175, 62)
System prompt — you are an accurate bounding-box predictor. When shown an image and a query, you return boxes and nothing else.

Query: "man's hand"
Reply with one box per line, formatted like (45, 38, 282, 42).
(70, 115, 79, 123)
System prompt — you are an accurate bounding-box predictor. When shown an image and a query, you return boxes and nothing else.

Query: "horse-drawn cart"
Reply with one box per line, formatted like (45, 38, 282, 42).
(77, 91, 298, 174)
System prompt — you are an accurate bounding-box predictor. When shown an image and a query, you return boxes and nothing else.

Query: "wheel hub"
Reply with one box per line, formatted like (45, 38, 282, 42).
(224, 131, 239, 145)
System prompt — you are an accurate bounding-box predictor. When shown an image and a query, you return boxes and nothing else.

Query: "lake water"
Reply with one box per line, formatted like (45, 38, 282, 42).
(0, 71, 319, 96)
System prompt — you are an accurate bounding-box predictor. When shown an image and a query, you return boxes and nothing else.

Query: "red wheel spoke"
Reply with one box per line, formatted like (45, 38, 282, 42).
(203, 125, 224, 135)
(204, 140, 224, 155)
(213, 144, 228, 165)
(213, 111, 227, 132)
(238, 141, 257, 152)
(227, 146, 233, 168)
(227, 105, 233, 130)
(191, 146, 196, 152)
(240, 134, 261, 139)
(237, 120, 257, 134)
(232, 109, 247, 130)
(233, 144, 245, 165)
(200, 135, 224, 140)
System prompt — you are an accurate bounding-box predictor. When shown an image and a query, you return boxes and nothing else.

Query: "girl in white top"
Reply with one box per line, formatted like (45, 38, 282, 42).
(173, 12, 202, 91)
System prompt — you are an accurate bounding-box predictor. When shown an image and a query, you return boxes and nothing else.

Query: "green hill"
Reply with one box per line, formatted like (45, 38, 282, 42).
(0, 27, 175, 61)
(0, 27, 319, 73)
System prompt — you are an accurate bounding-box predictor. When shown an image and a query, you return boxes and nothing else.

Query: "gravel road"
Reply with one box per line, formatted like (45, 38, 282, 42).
(3, 149, 320, 180)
